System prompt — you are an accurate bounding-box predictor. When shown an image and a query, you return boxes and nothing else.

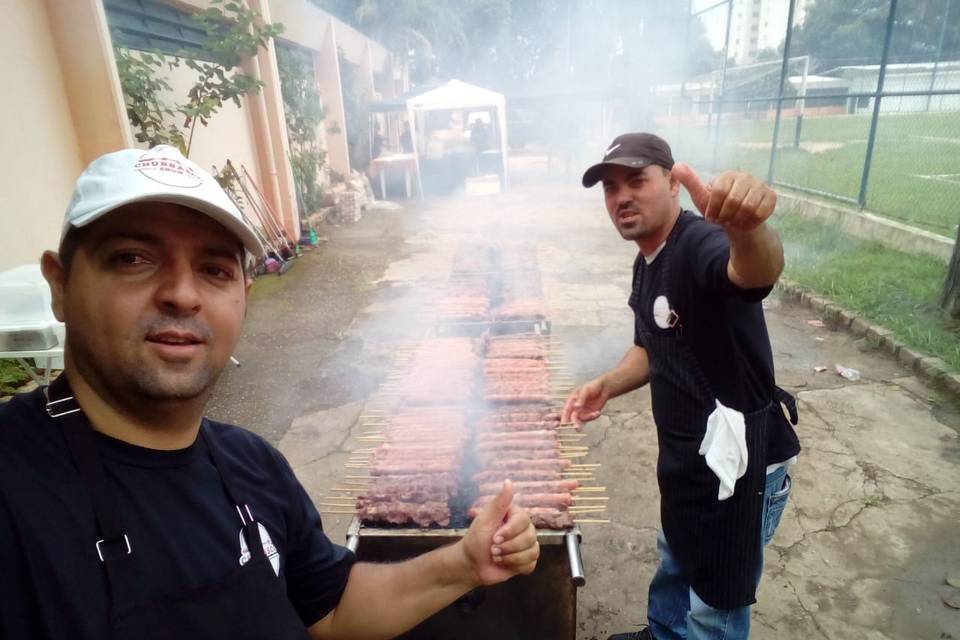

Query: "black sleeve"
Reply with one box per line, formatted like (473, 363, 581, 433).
(683, 221, 773, 302)
(628, 254, 644, 347)
(633, 318, 643, 347)
(273, 451, 356, 626)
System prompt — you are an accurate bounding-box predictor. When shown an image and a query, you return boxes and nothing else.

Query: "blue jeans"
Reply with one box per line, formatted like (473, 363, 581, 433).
(647, 465, 792, 640)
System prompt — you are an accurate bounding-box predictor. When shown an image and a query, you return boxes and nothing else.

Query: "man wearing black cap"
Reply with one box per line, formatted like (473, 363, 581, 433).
(563, 133, 800, 640)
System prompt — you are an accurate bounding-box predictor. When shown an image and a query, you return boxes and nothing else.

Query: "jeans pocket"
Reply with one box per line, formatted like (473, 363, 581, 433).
(763, 473, 792, 546)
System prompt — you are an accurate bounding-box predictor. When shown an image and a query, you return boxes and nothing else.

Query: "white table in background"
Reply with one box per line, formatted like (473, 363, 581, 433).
(369, 153, 420, 199)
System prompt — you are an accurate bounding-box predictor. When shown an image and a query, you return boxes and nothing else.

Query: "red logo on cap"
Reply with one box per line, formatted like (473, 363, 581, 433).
(134, 153, 203, 188)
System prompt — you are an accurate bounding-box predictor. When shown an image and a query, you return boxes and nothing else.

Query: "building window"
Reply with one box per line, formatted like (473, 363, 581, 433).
(104, 0, 213, 62)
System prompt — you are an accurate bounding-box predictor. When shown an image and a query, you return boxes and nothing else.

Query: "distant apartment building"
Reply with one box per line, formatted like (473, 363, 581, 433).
(729, 0, 810, 65)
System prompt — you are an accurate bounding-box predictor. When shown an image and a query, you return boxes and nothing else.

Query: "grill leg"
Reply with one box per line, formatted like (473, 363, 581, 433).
(565, 531, 586, 587)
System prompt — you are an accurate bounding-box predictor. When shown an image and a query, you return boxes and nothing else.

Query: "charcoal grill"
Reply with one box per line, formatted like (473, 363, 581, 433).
(345, 519, 585, 640)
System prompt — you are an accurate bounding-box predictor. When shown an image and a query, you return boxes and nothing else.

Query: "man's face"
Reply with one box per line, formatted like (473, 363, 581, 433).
(602, 164, 679, 242)
(43, 203, 249, 407)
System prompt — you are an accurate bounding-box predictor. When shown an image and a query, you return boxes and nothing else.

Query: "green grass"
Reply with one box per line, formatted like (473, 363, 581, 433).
(771, 209, 960, 372)
(661, 111, 960, 236)
(0, 360, 30, 396)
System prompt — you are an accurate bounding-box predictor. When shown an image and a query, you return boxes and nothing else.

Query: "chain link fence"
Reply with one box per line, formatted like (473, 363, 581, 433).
(656, 0, 960, 239)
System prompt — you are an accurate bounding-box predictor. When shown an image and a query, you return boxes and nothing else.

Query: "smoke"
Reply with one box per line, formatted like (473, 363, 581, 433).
(458, 0, 720, 182)
(327, 0, 727, 380)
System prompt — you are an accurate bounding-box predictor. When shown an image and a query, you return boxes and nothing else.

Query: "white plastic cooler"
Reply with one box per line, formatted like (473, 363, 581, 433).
(0, 264, 64, 383)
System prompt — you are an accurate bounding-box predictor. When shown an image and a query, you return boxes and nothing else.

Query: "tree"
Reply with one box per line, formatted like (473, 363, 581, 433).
(313, 0, 719, 91)
(316, 0, 510, 83)
(790, 0, 960, 69)
(276, 44, 328, 213)
(337, 49, 373, 172)
(942, 229, 960, 318)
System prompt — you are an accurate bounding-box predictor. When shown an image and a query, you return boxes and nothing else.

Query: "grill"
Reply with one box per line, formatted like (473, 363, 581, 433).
(319, 242, 604, 638)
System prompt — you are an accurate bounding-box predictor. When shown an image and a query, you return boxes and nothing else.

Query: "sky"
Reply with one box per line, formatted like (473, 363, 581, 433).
(694, 0, 733, 52)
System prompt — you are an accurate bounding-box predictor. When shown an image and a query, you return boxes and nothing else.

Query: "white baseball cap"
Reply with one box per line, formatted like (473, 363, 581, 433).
(61, 145, 264, 258)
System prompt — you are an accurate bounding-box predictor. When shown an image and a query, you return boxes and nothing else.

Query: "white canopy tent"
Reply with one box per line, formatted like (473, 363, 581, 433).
(369, 79, 510, 194)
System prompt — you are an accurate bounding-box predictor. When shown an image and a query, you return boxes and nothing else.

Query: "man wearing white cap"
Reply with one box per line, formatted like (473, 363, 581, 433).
(0, 146, 538, 640)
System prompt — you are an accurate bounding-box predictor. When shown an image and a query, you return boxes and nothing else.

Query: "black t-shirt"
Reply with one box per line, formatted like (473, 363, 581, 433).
(630, 211, 798, 463)
(0, 388, 355, 640)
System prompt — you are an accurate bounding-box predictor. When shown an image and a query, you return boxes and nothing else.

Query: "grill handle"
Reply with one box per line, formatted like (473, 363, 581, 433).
(346, 534, 360, 554)
(565, 531, 586, 587)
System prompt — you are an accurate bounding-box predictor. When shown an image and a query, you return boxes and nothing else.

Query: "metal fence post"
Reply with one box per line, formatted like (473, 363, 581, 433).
(767, 0, 798, 183)
(857, 0, 898, 210)
(711, 0, 734, 172)
(794, 56, 809, 149)
(681, 0, 692, 104)
(925, 0, 952, 112)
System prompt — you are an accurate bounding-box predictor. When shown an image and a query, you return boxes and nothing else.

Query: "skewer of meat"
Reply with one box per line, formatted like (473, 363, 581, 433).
(475, 429, 559, 442)
(476, 479, 579, 495)
(472, 469, 563, 484)
(485, 393, 552, 404)
(370, 462, 460, 475)
(464, 505, 575, 529)
(485, 405, 560, 417)
(484, 359, 550, 370)
(475, 420, 560, 432)
(359, 488, 454, 503)
(525, 507, 576, 529)
(371, 430, 469, 439)
(363, 453, 462, 466)
(357, 500, 451, 528)
(480, 458, 571, 471)
(358, 473, 461, 495)
(474, 440, 561, 453)
(362, 444, 466, 455)
(476, 449, 565, 465)
(469, 492, 574, 512)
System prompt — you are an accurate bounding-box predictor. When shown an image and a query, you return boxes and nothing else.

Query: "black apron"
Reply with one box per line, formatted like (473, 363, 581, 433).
(45, 376, 311, 640)
(631, 221, 798, 610)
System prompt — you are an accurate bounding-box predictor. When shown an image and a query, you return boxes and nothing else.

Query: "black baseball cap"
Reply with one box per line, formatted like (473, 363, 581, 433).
(581, 132, 675, 188)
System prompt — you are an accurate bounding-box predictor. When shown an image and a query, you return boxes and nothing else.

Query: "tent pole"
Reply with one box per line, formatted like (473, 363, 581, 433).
(408, 104, 425, 200)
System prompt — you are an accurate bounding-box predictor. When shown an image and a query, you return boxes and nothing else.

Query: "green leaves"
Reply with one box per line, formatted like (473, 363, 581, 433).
(193, 0, 284, 69)
(0, 360, 30, 396)
(792, 0, 960, 68)
(277, 44, 328, 213)
(114, 45, 187, 152)
(113, 1, 281, 157)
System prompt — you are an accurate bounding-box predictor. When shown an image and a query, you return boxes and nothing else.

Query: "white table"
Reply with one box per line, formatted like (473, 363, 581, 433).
(369, 153, 420, 199)
(0, 345, 64, 386)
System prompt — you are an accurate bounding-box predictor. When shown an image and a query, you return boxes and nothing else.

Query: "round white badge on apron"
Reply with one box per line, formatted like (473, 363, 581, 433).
(653, 295, 674, 329)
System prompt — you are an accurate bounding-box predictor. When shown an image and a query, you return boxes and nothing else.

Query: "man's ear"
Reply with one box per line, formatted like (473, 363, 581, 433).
(242, 275, 254, 318)
(40, 250, 67, 323)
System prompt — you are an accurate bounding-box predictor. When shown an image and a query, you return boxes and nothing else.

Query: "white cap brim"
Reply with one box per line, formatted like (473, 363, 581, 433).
(62, 146, 268, 261)
(69, 193, 266, 260)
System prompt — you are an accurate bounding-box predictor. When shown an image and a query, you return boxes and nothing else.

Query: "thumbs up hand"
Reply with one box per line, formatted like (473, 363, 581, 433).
(460, 480, 539, 586)
(672, 162, 777, 233)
